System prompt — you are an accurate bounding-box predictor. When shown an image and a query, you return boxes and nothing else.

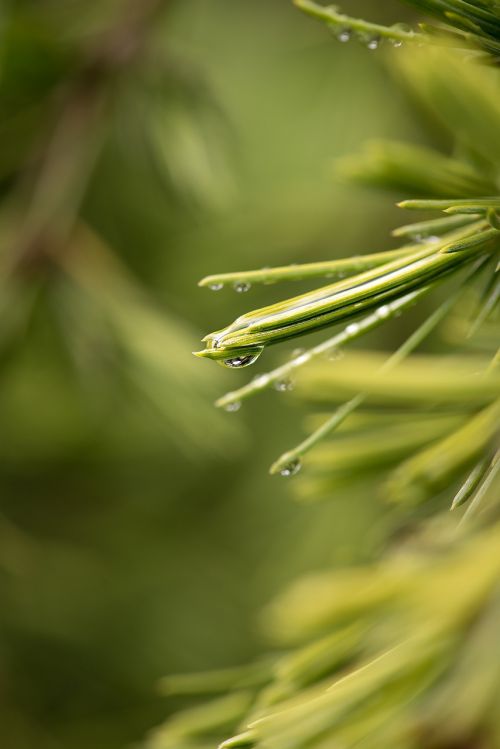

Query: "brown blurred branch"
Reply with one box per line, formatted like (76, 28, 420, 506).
(12, 0, 167, 276)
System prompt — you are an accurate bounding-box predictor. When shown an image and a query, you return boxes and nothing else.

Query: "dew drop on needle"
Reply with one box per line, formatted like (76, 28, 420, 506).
(336, 28, 351, 43)
(328, 347, 344, 361)
(224, 400, 241, 412)
(233, 281, 251, 293)
(223, 353, 260, 368)
(366, 36, 380, 50)
(280, 459, 302, 477)
(274, 378, 294, 392)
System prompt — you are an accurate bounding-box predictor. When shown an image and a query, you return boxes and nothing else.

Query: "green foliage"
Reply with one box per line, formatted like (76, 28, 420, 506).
(1, 2, 499, 748)
(156, 3, 500, 749)
(195, 43, 499, 508)
(151, 522, 500, 749)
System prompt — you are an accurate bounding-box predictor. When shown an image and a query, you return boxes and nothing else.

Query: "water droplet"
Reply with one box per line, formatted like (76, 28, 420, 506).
(336, 28, 351, 43)
(328, 347, 344, 361)
(366, 36, 380, 50)
(274, 378, 294, 392)
(223, 352, 260, 368)
(346, 322, 359, 336)
(224, 400, 241, 412)
(209, 283, 223, 291)
(377, 305, 391, 320)
(280, 458, 302, 478)
(391, 38, 403, 48)
(233, 281, 251, 293)
(291, 347, 306, 360)
(413, 234, 440, 245)
(411, 233, 425, 243)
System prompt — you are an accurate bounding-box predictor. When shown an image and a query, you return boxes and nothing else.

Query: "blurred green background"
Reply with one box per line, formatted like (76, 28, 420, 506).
(0, 1, 430, 747)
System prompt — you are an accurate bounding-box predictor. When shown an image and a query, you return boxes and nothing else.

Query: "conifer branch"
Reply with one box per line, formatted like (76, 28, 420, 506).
(270, 259, 489, 476)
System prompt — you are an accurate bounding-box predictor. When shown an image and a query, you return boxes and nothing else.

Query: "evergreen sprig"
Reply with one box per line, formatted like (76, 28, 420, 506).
(194, 42, 500, 511)
(295, 0, 500, 56)
(155, 4, 500, 749)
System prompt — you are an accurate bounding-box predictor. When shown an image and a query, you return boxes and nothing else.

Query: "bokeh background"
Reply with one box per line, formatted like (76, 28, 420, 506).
(0, 1, 433, 747)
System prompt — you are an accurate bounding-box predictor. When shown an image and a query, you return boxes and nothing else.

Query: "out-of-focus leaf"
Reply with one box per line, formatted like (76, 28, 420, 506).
(295, 351, 500, 407)
(385, 398, 500, 504)
(215, 523, 500, 749)
(144, 691, 254, 749)
(398, 47, 500, 167)
(337, 140, 496, 197)
(58, 226, 241, 455)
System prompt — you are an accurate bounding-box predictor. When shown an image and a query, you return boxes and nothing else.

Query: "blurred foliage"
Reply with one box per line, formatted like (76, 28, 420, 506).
(146, 518, 500, 749)
(0, 0, 240, 459)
